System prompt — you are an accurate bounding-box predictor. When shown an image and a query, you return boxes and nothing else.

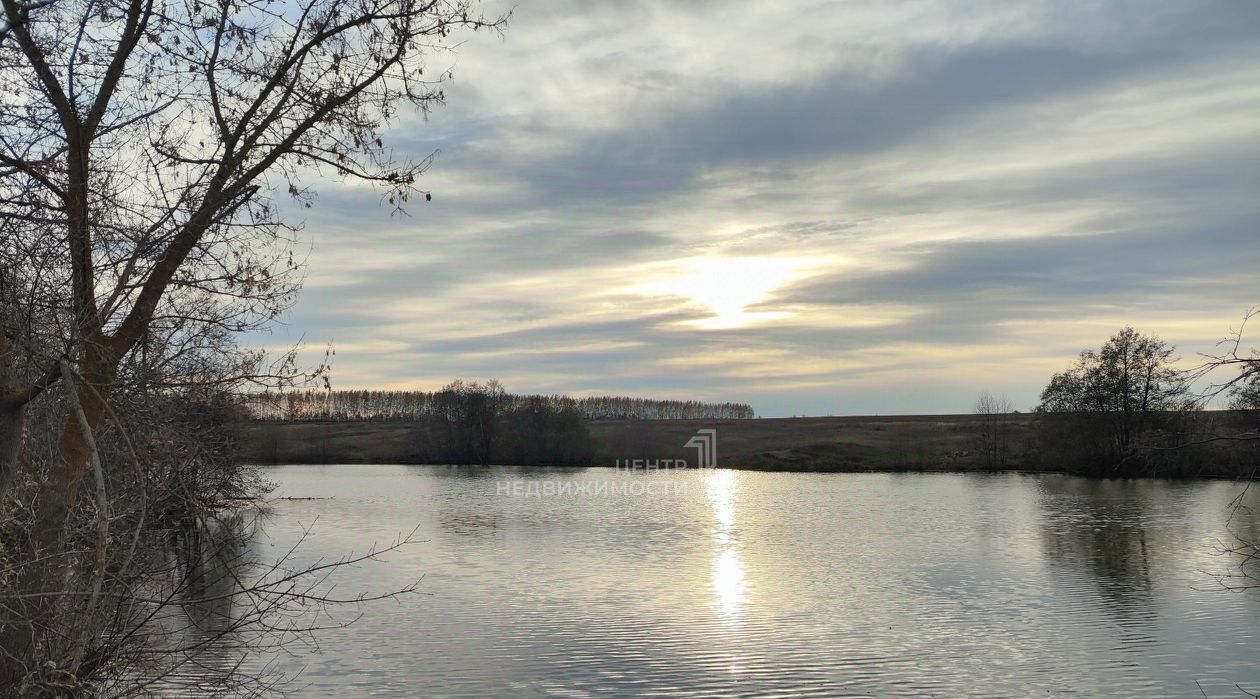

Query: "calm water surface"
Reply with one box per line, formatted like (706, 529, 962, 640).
(203, 466, 1260, 697)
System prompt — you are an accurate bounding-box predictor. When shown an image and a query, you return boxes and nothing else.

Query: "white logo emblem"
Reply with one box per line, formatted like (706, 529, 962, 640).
(684, 429, 717, 468)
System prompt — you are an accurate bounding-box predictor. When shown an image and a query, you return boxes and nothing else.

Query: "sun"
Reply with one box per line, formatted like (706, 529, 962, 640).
(642, 256, 812, 329)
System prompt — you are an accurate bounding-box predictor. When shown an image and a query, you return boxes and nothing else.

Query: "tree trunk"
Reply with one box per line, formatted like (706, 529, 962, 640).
(0, 397, 23, 497)
(32, 355, 111, 552)
(0, 324, 26, 497)
(0, 348, 115, 690)
(0, 398, 36, 690)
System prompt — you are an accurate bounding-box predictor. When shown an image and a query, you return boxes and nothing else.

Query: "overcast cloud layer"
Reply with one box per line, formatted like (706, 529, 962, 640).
(256, 0, 1260, 416)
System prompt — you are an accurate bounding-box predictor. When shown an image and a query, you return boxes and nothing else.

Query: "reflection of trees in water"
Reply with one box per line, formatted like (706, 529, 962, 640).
(1035, 477, 1260, 661)
(1036, 478, 1164, 629)
(137, 509, 275, 695)
(133, 506, 419, 696)
(168, 510, 258, 635)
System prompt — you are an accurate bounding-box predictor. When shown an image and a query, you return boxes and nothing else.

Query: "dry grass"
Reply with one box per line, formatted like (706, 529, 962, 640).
(240, 414, 1038, 472)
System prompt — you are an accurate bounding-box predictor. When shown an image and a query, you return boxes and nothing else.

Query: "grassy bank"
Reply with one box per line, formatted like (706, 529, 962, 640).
(239, 412, 1256, 477)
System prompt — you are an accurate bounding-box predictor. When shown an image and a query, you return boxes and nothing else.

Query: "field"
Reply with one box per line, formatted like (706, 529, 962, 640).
(240, 414, 1042, 472)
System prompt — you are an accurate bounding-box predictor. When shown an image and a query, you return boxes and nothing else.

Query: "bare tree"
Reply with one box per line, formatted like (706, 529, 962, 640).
(1133, 309, 1260, 453)
(1188, 309, 1260, 438)
(972, 391, 1014, 469)
(0, 0, 504, 688)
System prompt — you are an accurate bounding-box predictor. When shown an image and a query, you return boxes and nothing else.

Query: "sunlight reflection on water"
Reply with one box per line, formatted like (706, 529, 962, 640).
(706, 470, 745, 623)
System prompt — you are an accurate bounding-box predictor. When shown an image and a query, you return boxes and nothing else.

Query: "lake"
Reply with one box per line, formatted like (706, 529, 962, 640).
(176, 465, 1260, 697)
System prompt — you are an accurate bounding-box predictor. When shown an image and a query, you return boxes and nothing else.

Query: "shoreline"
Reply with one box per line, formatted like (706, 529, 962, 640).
(254, 461, 1260, 482)
(240, 413, 1257, 480)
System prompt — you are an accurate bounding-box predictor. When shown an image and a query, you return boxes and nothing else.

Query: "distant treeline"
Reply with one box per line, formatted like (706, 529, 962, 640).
(244, 387, 756, 421)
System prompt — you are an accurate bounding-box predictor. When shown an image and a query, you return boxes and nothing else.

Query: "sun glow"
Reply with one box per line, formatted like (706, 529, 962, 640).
(641, 257, 813, 330)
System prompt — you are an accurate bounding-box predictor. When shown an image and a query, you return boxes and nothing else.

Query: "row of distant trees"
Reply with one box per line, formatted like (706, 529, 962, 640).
(423, 380, 593, 466)
(972, 315, 1259, 477)
(245, 384, 757, 422)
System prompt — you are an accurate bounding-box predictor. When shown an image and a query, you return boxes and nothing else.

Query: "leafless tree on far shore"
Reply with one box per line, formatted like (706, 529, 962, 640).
(972, 391, 1014, 469)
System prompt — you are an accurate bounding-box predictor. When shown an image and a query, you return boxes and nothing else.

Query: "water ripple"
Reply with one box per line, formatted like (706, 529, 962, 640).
(154, 467, 1260, 698)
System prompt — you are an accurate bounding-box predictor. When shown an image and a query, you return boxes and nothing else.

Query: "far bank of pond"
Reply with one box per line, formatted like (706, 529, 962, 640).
(239, 413, 1257, 478)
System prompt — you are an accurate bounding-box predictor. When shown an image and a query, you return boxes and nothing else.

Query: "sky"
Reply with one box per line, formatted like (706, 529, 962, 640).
(255, 0, 1260, 417)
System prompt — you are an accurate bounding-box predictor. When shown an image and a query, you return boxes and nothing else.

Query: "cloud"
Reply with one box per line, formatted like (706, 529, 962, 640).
(249, 0, 1260, 416)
